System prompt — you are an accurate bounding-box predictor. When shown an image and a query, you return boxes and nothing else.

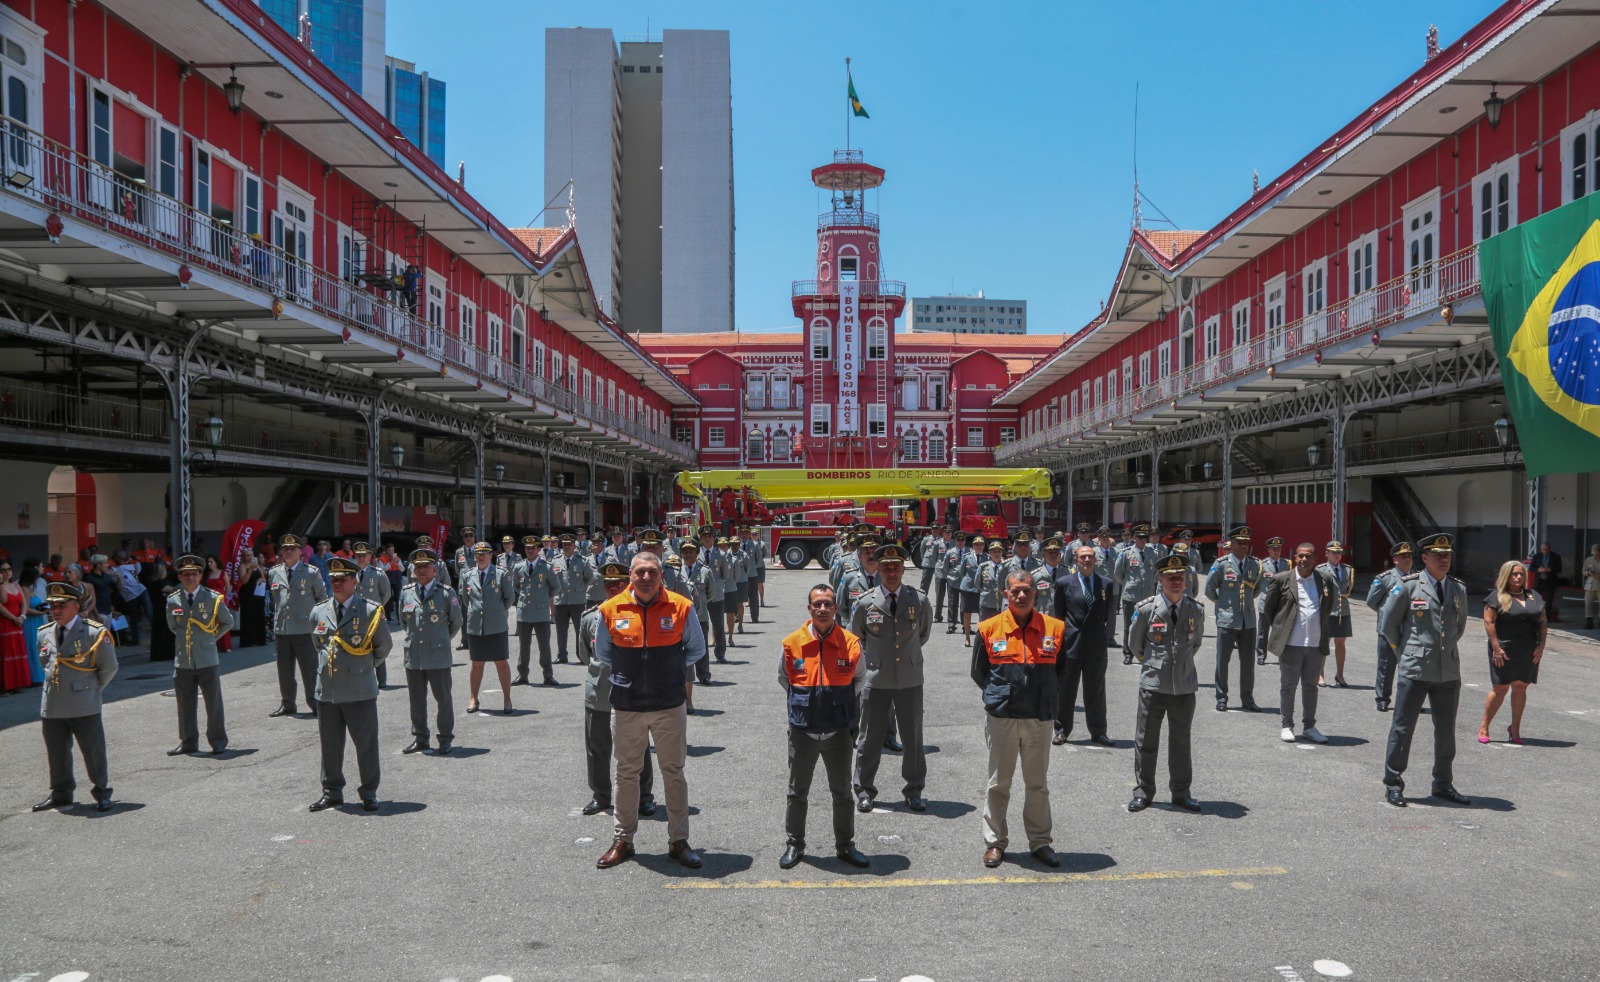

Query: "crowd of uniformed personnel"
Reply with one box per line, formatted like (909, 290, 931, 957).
(25, 514, 1485, 867)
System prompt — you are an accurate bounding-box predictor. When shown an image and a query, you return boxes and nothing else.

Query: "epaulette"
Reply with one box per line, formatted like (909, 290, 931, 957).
(84, 618, 106, 630)
(1401, 572, 1422, 582)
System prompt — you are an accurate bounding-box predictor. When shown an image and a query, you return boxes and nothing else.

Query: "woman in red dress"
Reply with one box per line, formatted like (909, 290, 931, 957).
(0, 561, 32, 693)
(204, 555, 233, 652)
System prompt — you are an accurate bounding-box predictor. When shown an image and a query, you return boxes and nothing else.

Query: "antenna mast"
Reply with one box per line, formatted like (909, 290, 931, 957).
(1132, 83, 1143, 233)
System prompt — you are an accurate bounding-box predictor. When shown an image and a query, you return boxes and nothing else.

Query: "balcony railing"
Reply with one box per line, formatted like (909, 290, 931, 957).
(792, 279, 907, 299)
(999, 244, 1482, 462)
(819, 208, 879, 230)
(0, 122, 694, 462)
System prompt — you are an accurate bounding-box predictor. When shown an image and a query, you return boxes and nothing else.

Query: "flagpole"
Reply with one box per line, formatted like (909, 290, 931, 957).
(845, 56, 851, 151)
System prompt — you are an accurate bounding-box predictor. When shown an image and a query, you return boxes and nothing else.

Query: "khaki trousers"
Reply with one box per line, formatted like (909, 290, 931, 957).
(982, 714, 1053, 851)
(613, 705, 689, 843)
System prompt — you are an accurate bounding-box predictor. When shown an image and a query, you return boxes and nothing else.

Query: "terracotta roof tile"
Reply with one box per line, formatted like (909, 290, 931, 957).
(1141, 230, 1204, 260)
(508, 227, 568, 255)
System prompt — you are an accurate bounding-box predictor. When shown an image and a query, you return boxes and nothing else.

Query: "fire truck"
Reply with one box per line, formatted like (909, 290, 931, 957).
(673, 468, 1053, 570)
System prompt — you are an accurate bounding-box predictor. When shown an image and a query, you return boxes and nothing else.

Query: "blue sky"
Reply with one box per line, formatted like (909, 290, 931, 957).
(387, 0, 1502, 335)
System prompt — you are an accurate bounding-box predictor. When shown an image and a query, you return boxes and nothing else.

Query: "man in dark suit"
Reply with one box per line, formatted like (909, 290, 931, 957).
(1530, 542, 1563, 621)
(1052, 542, 1114, 746)
(1259, 542, 1338, 744)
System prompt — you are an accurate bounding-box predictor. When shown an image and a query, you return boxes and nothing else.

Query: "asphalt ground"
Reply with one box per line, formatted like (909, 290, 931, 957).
(2, 567, 1598, 982)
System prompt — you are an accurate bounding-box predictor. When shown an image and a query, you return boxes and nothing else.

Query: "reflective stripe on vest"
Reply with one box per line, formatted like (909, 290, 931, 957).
(600, 589, 695, 711)
(782, 622, 861, 732)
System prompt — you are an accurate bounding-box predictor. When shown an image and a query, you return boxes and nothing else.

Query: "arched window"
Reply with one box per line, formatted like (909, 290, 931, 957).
(867, 317, 887, 360)
(837, 246, 859, 281)
(927, 429, 946, 461)
(901, 431, 920, 462)
(773, 428, 791, 462)
(510, 306, 526, 370)
(747, 426, 765, 462)
(810, 317, 832, 360)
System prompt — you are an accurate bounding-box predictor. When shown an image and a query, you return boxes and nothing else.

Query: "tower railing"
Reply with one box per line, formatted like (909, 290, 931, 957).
(792, 279, 906, 299)
(818, 208, 879, 230)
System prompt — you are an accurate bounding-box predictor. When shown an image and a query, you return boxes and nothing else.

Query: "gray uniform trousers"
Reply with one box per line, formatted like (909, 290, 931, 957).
(554, 604, 585, 660)
(706, 601, 727, 659)
(1214, 628, 1257, 704)
(517, 622, 553, 679)
(852, 686, 924, 799)
(406, 668, 454, 743)
(1120, 602, 1141, 663)
(1374, 636, 1398, 704)
(585, 709, 653, 805)
(1133, 690, 1195, 798)
(1383, 678, 1461, 792)
(42, 715, 110, 802)
(1105, 584, 1120, 644)
(933, 576, 947, 621)
(786, 727, 855, 850)
(276, 634, 318, 712)
(318, 698, 380, 798)
(694, 620, 713, 683)
(174, 666, 227, 750)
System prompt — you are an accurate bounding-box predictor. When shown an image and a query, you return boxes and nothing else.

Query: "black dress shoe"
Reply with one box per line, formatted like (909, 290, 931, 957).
(511, 675, 530, 686)
(1171, 797, 1203, 813)
(95, 799, 113, 813)
(268, 705, 293, 717)
(1256, 654, 1268, 666)
(882, 737, 904, 753)
(779, 844, 804, 869)
(1376, 699, 1391, 712)
(836, 845, 870, 868)
(1032, 845, 1061, 868)
(1385, 787, 1407, 808)
(1089, 733, 1116, 747)
(542, 676, 558, 687)
(210, 745, 228, 756)
(1123, 652, 1135, 665)
(557, 656, 570, 664)
(1215, 699, 1228, 712)
(360, 798, 380, 812)
(167, 745, 197, 756)
(1052, 730, 1070, 746)
(402, 739, 430, 754)
(856, 793, 874, 813)
(946, 625, 957, 634)
(904, 795, 928, 813)
(638, 797, 658, 817)
(1241, 701, 1261, 713)
(309, 793, 344, 812)
(582, 798, 610, 816)
(435, 742, 452, 756)
(1127, 796, 1151, 813)
(1431, 786, 1471, 805)
(32, 797, 70, 812)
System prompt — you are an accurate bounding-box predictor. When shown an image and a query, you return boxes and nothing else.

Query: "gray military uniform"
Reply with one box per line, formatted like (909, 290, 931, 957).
(311, 594, 394, 800)
(1114, 545, 1162, 662)
(268, 562, 329, 712)
(551, 552, 596, 661)
(848, 583, 934, 801)
(576, 603, 653, 805)
(38, 616, 119, 805)
(1128, 593, 1205, 800)
(1203, 554, 1262, 707)
(700, 543, 729, 660)
(399, 579, 461, 745)
(166, 586, 235, 752)
(1366, 566, 1406, 705)
(513, 555, 555, 681)
(1378, 572, 1468, 793)
(460, 562, 517, 663)
(356, 564, 393, 684)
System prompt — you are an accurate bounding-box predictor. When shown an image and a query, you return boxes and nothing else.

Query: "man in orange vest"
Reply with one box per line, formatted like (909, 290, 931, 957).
(778, 583, 871, 871)
(594, 552, 707, 870)
(972, 569, 1066, 869)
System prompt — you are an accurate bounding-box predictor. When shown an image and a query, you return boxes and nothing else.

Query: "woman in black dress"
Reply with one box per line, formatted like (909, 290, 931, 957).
(237, 551, 268, 647)
(1480, 560, 1546, 745)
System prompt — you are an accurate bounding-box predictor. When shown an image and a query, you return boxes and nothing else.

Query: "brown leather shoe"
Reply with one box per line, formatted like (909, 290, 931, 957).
(983, 846, 1004, 868)
(596, 837, 635, 869)
(668, 840, 703, 869)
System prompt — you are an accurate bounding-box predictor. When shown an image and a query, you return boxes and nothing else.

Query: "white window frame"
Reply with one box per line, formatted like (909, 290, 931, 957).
(1474, 158, 1518, 243)
(568, 359, 578, 392)
(1138, 351, 1151, 389)
(240, 171, 262, 239)
(867, 403, 887, 436)
(966, 426, 984, 448)
(748, 374, 766, 410)
(708, 426, 726, 448)
(773, 428, 792, 461)
(674, 423, 693, 445)
(899, 430, 918, 461)
(810, 318, 831, 361)
(551, 351, 563, 388)
(1302, 258, 1328, 342)
(1560, 109, 1600, 204)
(1157, 343, 1171, 387)
(459, 297, 478, 344)
(1402, 187, 1441, 307)
(1260, 276, 1283, 362)
(810, 402, 831, 437)
(1348, 231, 1377, 297)
(998, 426, 1016, 445)
(1070, 390, 1080, 419)
(1105, 370, 1117, 403)
(1121, 358, 1133, 398)
(928, 376, 946, 411)
(1093, 377, 1104, 407)
(772, 374, 790, 410)
(0, 8, 44, 196)
(531, 340, 545, 378)
(510, 307, 526, 370)
(746, 426, 765, 461)
(928, 429, 946, 461)
(867, 319, 887, 360)
(1178, 309, 1196, 369)
(1203, 314, 1221, 361)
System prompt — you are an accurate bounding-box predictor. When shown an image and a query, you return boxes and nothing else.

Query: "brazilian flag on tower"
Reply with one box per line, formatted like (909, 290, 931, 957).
(848, 70, 869, 119)
(1480, 192, 1600, 477)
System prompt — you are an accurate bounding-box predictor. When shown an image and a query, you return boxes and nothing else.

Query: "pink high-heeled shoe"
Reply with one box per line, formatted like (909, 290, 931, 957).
(1508, 726, 1523, 746)
(1477, 732, 1491, 744)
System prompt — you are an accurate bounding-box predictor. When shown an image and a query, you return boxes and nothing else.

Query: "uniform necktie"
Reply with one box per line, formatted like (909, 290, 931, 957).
(187, 592, 196, 608)
(889, 589, 898, 617)
(336, 601, 345, 622)
(56, 625, 64, 649)
(480, 568, 488, 591)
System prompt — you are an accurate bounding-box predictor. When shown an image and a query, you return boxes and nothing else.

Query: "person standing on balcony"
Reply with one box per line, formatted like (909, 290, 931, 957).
(1114, 525, 1161, 666)
(267, 534, 327, 718)
(1205, 527, 1263, 714)
(401, 263, 419, 314)
(1529, 542, 1563, 623)
(1365, 542, 1415, 712)
(1316, 542, 1354, 687)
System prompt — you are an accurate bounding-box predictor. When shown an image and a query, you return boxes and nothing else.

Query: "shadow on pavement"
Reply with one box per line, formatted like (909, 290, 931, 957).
(1194, 800, 1249, 819)
(686, 745, 724, 758)
(437, 746, 490, 758)
(919, 799, 977, 819)
(688, 708, 726, 717)
(1516, 737, 1576, 749)
(210, 748, 260, 760)
(1321, 735, 1370, 748)
(66, 801, 147, 818)
(1054, 851, 1117, 873)
(801, 852, 912, 876)
(635, 850, 754, 878)
(338, 800, 427, 816)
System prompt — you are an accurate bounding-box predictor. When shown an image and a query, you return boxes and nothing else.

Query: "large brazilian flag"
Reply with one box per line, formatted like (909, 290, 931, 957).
(1480, 193, 1600, 477)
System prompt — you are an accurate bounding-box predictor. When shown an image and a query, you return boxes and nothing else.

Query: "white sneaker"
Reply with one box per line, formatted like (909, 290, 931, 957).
(1304, 727, 1328, 744)
(1280, 727, 1296, 743)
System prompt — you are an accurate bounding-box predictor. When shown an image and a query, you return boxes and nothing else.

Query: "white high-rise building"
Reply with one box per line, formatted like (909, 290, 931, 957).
(907, 294, 1029, 335)
(544, 28, 733, 333)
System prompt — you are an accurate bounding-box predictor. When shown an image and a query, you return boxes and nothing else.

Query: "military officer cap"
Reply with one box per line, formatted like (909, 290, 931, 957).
(501, 535, 515, 545)
(856, 535, 880, 551)
(1391, 541, 1415, 557)
(328, 556, 359, 577)
(1418, 532, 1452, 554)
(1133, 524, 1152, 537)
(717, 536, 736, 547)
(522, 535, 541, 547)
(987, 540, 1005, 553)
(415, 535, 435, 547)
(1075, 522, 1092, 534)
(542, 532, 558, 542)
(45, 581, 85, 604)
(1014, 531, 1033, 544)
(610, 526, 624, 535)
(971, 535, 986, 547)
(1043, 536, 1064, 551)
(353, 541, 372, 555)
(853, 522, 874, 534)
(473, 541, 494, 553)
(460, 526, 476, 538)
(698, 525, 716, 537)
(664, 553, 682, 568)
(175, 554, 204, 573)
(1098, 526, 1113, 536)
(637, 528, 664, 546)
(1173, 541, 1191, 555)
(680, 540, 700, 555)
(1156, 554, 1190, 576)
(601, 561, 629, 582)
(279, 533, 304, 549)
(875, 543, 909, 565)
(1326, 540, 1345, 552)
(410, 549, 438, 565)
(558, 533, 576, 545)
(1229, 525, 1251, 541)
(1265, 536, 1283, 547)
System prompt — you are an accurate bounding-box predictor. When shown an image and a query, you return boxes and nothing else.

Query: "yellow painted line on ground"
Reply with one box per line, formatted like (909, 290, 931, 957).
(664, 865, 1289, 890)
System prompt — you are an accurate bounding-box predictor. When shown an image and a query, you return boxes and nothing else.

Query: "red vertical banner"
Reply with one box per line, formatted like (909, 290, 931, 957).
(220, 519, 267, 607)
(432, 518, 451, 553)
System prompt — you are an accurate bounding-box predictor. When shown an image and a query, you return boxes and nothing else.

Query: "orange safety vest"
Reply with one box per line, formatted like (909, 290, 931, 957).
(781, 621, 861, 732)
(599, 588, 697, 711)
(973, 607, 1065, 720)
